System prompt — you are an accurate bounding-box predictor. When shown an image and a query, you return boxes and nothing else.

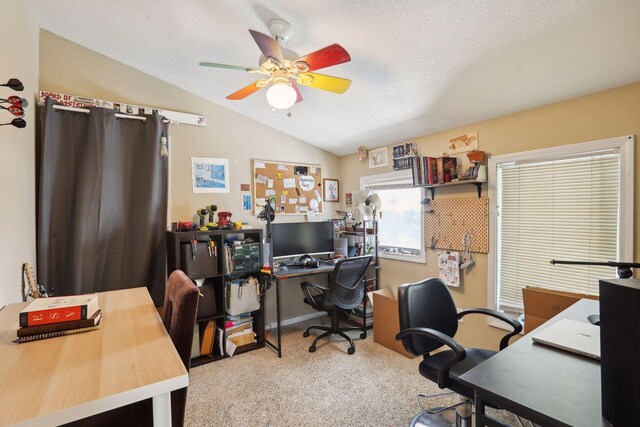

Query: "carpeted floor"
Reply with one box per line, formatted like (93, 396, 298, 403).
(185, 317, 529, 426)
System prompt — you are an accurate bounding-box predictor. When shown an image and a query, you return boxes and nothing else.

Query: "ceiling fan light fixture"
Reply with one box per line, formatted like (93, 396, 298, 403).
(266, 82, 297, 110)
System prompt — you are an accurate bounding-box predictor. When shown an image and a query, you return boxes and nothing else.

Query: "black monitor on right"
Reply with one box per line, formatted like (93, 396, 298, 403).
(271, 221, 334, 258)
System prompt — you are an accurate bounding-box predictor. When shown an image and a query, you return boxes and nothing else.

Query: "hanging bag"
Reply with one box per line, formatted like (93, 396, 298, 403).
(225, 277, 260, 315)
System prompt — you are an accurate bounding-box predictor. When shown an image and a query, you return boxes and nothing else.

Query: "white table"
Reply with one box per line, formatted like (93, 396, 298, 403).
(0, 287, 188, 426)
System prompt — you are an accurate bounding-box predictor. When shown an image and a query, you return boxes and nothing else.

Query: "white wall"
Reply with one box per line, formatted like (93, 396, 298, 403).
(0, 1, 39, 306)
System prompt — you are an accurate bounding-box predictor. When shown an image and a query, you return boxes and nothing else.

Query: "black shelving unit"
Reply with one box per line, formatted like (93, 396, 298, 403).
(338, 220, 379, 330)
(167, 229, 264, 367)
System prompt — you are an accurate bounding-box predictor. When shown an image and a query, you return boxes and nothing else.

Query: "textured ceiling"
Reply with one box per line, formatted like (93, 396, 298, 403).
(28, 0, 640, 156)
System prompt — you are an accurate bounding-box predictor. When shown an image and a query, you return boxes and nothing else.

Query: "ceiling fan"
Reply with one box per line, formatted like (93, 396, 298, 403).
(199, 19, 351, 111)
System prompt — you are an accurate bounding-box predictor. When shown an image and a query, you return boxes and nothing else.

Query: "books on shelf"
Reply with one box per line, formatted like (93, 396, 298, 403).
(13, 315, 103, 343)
(17, 310, 102, 337)
(19, 293, 100, 327)
(200, 320, 216, 356)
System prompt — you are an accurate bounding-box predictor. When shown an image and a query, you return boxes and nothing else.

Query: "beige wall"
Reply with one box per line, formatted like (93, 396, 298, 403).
(0, 1, 39, 306)
(39, 30, 340, 321)
(340, 82, 640, 350)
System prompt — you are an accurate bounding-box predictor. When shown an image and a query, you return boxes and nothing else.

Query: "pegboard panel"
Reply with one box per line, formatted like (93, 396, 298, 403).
(424, 198, 489, 253)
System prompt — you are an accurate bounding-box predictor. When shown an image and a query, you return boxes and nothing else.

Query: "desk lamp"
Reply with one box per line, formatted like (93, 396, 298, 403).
(549, 259, 640, 324)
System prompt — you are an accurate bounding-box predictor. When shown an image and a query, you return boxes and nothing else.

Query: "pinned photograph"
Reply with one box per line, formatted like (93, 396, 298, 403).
(191, 157, 230, 193)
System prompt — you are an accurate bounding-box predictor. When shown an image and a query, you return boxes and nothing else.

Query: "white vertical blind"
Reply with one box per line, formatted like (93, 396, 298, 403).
(497, 153, 620, 311)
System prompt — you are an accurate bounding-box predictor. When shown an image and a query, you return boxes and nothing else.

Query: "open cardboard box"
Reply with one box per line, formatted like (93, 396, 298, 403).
(522, 286, 599, 333)
(368, 288, 416, 358)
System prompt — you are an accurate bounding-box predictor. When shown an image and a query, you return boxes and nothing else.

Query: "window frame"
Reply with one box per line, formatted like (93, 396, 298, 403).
(487, 135, 634, 329)
(360, 170, 426, 264)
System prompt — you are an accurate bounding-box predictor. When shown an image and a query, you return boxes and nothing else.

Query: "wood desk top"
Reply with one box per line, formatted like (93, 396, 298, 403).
(459, 299, 609, 427)
(0, 287, 188, 426)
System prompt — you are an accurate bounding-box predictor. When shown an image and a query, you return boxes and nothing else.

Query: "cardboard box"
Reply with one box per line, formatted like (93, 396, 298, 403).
(522, 286, 599, 333)
(368, 288, 416, 358)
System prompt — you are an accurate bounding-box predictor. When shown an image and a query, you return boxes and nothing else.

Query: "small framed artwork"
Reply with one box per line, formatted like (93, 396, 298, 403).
(242, 194, 252, 211)
(323, 178, 339, 202)
(191, 157, 230, 193)
(369, 147, 388, 168)
(345, 192, 353, 206)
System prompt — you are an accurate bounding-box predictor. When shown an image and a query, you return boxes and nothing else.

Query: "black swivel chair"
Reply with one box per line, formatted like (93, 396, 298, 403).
(300, 255, 373, 354)
(395, 278, 522, 426)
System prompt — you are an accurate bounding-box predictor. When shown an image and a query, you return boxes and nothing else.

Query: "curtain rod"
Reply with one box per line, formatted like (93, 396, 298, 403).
(52, 104, 170, 123)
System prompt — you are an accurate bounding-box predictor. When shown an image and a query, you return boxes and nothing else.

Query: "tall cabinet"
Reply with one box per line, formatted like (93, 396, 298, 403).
(167, 229, 264, 367)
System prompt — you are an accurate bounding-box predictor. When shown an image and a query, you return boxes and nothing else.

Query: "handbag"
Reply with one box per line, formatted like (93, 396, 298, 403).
(225, 277, 260, 315)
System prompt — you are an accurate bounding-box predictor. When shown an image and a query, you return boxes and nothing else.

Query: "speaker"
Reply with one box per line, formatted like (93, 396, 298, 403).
(599, 278, 640, 425)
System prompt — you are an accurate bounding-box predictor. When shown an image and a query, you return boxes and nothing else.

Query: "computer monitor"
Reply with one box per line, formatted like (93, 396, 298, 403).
(271, 221, 334, 258)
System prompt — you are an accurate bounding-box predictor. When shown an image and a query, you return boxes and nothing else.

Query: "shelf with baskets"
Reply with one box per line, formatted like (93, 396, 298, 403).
(167, 229, 264, 367)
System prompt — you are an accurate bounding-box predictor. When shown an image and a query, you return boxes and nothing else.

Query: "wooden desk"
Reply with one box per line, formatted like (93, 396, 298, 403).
(459, 299, 609, 427)
(0, 287, 188, 427)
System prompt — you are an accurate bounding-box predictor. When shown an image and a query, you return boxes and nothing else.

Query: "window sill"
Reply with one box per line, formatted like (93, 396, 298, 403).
(378, 251, 425, 264)
(487, 316, 524, 336)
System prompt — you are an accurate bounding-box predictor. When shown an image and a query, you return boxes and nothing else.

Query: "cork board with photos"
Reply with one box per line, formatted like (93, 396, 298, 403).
(253, 160, 323, 215)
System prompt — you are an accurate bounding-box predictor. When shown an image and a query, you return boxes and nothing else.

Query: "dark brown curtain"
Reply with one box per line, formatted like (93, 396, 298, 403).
(37, 98, 168, 306)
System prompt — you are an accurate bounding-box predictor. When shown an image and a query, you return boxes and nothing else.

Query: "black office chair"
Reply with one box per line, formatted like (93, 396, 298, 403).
(395, 278, 522, 426)
(300, 255, 373, 354)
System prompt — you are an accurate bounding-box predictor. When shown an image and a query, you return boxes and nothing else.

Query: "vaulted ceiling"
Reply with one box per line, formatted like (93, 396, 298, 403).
(28, 0, 640, 156)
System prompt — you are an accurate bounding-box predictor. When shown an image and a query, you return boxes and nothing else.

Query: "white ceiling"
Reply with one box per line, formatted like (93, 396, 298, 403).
(28, 0, 640, 156)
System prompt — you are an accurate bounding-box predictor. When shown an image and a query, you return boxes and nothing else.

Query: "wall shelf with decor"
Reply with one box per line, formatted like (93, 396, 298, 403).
(417, 179, 487, 199)
(166, 228, 264, 367)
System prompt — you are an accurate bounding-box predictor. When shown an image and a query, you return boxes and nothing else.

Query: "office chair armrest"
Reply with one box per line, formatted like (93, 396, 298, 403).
(457, 308, 523, 350)
(300, 281, 327, 306)
(396, 327, 466, 389)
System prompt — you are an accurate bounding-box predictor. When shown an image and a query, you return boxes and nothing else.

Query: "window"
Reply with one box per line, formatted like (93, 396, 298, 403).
(360, 171, 425, 262)
(488, 136, 634, 314)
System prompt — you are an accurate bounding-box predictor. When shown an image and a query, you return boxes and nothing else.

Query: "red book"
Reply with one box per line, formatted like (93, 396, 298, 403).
(19, 294, 100, 327)
(423, 157, 438, 184)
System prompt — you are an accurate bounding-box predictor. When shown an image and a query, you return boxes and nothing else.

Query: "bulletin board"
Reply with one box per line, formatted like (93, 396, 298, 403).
(424, 198, 489, 253)
(253, 160, 323, 216)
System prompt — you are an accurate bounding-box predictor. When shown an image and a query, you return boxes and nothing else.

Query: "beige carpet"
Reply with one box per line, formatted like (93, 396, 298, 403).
(185, 317, 527, 426)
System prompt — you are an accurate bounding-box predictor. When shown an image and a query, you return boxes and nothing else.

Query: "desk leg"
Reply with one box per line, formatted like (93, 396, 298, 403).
(152, 392, 171, 427)
(275, 277, 282, 358)
(474, 390, 485, 427)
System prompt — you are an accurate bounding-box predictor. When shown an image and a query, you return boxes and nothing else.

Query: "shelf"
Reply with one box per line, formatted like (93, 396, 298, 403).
(196, 313, 225, 323)
(416, 179, 486, 199)
(191, 353, 226, 367)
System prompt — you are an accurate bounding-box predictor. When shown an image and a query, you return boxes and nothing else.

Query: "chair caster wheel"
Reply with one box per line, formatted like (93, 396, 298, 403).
(348, 347, 355, 355)
(309, 345, 316, 353)
(360, 332, 367, 339)
(303, 331, 310, 337)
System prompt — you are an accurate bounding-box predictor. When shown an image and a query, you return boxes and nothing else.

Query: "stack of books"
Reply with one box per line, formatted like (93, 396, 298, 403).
(225, 314, 255, 351)
(15, 294, 102, 343)
(348, 302, 373, 327)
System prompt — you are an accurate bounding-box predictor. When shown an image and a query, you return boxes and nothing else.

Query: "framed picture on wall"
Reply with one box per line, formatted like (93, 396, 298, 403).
(323, 178, 339, 202)
(191, 157, 230, 193)
(369, 147, 388, 168)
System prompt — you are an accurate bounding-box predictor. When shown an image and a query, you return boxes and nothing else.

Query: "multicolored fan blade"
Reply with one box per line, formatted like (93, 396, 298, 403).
(199, 62, 254, 72)
(297, 73, 351, 94)
(226, 81, 263, 100)
(294, 44, 351, 72)
(291, 81, 303, 104)
(249, 30, 285, 64)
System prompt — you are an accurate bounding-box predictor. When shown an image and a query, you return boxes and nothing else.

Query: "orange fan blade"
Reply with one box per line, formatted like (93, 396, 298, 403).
(294, 44, 351, 72)
(291, 81, 303, 104)
(297, 73, 351, 94)
(226, 81, 264, 100)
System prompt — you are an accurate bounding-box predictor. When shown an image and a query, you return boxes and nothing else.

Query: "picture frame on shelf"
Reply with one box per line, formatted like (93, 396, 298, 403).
(323, 178, 339, 202)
